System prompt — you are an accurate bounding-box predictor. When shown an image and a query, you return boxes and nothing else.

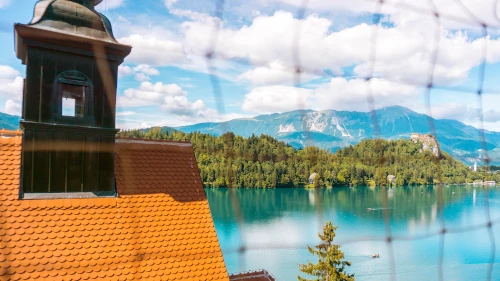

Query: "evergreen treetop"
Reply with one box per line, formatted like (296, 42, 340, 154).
(298, 221, 354, 281)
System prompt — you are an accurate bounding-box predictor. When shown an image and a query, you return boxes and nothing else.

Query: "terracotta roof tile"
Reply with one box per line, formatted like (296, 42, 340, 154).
(0, 133, 230, 281)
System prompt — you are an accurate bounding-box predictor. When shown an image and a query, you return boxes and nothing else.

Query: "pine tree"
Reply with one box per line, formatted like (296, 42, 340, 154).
(298, 222, 354, 281)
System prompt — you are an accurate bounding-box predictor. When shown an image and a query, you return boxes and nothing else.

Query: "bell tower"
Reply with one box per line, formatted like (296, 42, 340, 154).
(15, 0, 131, 197)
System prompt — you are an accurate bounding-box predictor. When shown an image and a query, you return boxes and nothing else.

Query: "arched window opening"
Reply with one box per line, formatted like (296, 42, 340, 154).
(53, 70, 93, 125)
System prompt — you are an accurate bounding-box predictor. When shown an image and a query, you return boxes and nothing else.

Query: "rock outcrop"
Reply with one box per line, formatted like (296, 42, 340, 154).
(410, 133, 440, 157)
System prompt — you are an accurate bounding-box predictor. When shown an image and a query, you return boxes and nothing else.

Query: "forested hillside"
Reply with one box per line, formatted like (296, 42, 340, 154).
(173, 106, 500, 165)
(119, 128, 489, 188)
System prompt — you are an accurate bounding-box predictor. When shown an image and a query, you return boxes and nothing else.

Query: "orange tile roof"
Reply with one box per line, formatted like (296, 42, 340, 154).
(0, 129, 21, 136)
(0, 133, 230, 280)
(229, 270, 276, 281)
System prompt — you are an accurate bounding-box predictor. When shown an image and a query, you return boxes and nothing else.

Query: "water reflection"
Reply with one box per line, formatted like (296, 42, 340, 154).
(206, 186, 500, 281)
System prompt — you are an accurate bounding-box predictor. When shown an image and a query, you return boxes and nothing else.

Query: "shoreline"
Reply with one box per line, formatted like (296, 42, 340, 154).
(203, 183, 498, 189)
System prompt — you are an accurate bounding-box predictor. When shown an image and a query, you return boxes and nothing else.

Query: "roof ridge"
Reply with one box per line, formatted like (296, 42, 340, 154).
(229, 269, 276, 281)
(116, 137, 192, 144)
(0, 129, 22, 136)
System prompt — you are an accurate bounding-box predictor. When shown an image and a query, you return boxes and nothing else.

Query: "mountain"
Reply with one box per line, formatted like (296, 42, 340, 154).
(3, 106, 499, 164)
(174, 106, 500, 165)
(0, 112, 21, 131)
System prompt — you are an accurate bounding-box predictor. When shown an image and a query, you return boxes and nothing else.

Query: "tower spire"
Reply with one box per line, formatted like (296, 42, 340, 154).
(69, 0, 103, 7)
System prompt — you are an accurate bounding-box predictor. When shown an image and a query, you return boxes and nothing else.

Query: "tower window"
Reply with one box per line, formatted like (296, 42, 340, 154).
(61, 83, 85, 117)
(53, 70, 93, 126)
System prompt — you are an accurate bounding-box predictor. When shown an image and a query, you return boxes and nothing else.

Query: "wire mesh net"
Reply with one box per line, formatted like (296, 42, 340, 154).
(23, 0, 496, 279)
(198, 0, 498, 280)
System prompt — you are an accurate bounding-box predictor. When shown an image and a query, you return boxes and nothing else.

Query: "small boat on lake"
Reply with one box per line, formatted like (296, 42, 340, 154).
(372, 254, 380, 258)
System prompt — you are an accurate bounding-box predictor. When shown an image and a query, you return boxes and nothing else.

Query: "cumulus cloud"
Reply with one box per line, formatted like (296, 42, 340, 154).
(270, 0, 379, 14)
(314, 78, 420, 110)
(121, 82, 187, 106)
(133, 65, 159, 81)
(179, 11, 500, 87)
(271, 0, 500, 29)
(242, 85, 312, 113)
(119, 34, 187, 66)
(118, 65, 133, 78)
(0, 65, 24, 115)
(242, 77, 420, 114)
(118, 82, 217, 120)
(118, 64, 160, 81)
(238, 61, 319, 85)
(163, 0, 214, 22)
(3, 100, 21, 115)
(114, 6, 500, 91)
(89, 1, 500, 130)
(428, 103, 500, 124)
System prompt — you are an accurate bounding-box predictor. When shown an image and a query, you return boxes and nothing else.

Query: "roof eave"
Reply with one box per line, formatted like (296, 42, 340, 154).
(14, 23, 132, 64)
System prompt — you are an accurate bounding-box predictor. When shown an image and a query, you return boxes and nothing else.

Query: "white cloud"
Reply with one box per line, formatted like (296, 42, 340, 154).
(0, 65, 21, 81)
(0, 65, 23, 115)
(116, 111, 251, 130)
(119, 82, 217, 120)
(271, 0, 500, 29)
(238, 61, 318, 85)
(90, 1, 500, 131)
(3, 100, 21, 115)
(118, 64, 160, 81)
(118, 65, 134, 78)
(269, 0, 379, 14)
(119, 34, 187, 66)
(0, 0, 10, 9)
(313, 78, 420, 111)
(133, 64, 160, 81)
(413, 102, 500, 131)
(116, 111, 137, 116)
(242, 77, 420, 114)
(242, 85, 312, 113)
(134, 64, 160, 76)
(163, 0, 213, 22)
(95, 0, 124, 11)
(121, 81, 187, 106)
(180, 11, 500, 87)
(426, 103, 500, 123)
(354, 30, 500, 86)
(115, 8, 500, 91)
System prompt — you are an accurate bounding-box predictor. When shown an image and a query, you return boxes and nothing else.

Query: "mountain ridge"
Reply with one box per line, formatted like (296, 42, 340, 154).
(0, 112, 21, 131)
(2, 106, 499, 164)
(173, 106, 500, 165)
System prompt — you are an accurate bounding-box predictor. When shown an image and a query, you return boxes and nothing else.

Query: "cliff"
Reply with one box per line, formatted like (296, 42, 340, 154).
(410, 133, 441, 157)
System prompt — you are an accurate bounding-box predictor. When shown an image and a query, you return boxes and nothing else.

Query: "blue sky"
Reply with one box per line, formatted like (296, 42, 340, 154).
(2, 0, 500, 131)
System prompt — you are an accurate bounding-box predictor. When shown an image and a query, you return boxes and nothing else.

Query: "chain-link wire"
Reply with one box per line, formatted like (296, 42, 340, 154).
(198, 0, 499, 280)
(453, 1, 497, 279)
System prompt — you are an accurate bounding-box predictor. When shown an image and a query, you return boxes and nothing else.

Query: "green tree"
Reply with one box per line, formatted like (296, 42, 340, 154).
(119, 128, 478, 188)
(298, 222, 354, 281)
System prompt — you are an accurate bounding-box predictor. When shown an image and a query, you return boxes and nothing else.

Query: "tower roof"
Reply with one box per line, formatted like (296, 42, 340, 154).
(28, 0, 116, 43)
(15, 0, 132, 63)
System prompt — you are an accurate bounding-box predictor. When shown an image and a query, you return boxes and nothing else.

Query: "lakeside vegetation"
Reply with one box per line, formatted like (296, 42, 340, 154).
(119, 127, 495, 188)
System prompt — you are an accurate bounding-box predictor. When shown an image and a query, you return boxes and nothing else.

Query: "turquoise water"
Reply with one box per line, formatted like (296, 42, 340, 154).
(206, 186, 500, 281)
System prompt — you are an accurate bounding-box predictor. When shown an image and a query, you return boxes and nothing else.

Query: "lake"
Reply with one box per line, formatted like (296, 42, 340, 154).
(205, 186, 500, 281)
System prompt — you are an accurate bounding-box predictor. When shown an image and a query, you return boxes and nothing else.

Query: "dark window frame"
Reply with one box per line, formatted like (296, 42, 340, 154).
(51, 70, 95, 126)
